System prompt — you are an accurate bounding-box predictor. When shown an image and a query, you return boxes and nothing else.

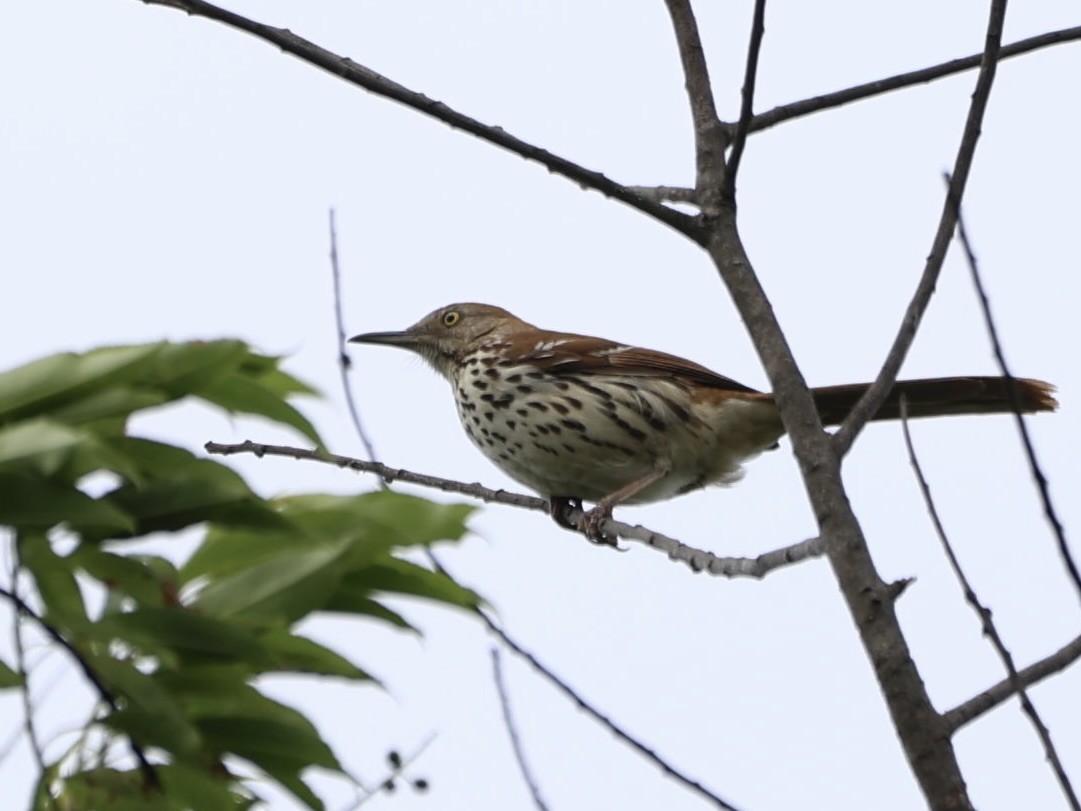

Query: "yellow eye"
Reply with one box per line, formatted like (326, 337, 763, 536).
(442, 310, 461, 327)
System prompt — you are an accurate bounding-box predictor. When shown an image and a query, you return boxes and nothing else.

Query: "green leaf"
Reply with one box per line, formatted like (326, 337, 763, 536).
(196, 543, 349, 623)
(72, 548, 175, 608)
(100, 440, 280, 537)
(19, 532, 88, 626)
(199, 375, 322, 446)
(337, 557, 482, 611)
(159, 762, 253, 811)
(0, 658, 23, 688)
(46, 386, 169, 428)
(0, 472, 134, 534)
(181, 524, 307, 585)
(257, 628, 376, 681)
(322, 593, 417, 632)
(93, 608, 269, 666)
(197, 717, 334, 810)
(145, 340, 250, 397)
(92, 655, 203, 756)
(0, 343, 163, 424)
(282, 491, 473, 547)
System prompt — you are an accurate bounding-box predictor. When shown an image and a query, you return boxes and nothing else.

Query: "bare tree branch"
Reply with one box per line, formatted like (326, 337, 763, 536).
(832, 0, 1010, 457)
(136, 0, 702, 241)
(471, 596, 742, 810)
(695, 0, 1017, 801)
(723, 0, 768, 201)
(420, 549, 741, 808)
(662, 0, 728, 212)
(329, 209, 383, 473)
(944, 634, 1081, 733)
(750, 26, 1081, 133)
(490, 649, 549, 811)
(900, 403, 1080, 810)
(204, 440, 824, 578)
(952, 187, 1081, 602)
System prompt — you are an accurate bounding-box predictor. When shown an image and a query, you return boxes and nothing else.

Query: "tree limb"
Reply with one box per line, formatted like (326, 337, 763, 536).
(136, 0, 702, 242)
(900, 404, 1079, 810)
(953, 183, 1081, 602)
(662, 0, 728, 213)
(750, 26, 1081, 133)
(723, 0, 768, 201)
(832, 0, 1010, 457)
(944, 634, 1081, 733)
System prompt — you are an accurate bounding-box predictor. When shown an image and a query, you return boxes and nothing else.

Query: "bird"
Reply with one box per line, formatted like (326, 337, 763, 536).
(350, 303, 1057, 544)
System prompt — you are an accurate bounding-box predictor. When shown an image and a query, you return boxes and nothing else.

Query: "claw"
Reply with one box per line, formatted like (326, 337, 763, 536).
(580, 506, 618, 547)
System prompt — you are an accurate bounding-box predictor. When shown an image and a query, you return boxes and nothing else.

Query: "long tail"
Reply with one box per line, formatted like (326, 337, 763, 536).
(809, 376, 1057, 426)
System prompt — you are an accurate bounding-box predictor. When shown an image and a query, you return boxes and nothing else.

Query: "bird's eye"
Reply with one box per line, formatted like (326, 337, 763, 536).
(442, 310, 461, 327)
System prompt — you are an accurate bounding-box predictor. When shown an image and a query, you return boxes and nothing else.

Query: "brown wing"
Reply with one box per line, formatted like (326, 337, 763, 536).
(511, 333, 761, 394)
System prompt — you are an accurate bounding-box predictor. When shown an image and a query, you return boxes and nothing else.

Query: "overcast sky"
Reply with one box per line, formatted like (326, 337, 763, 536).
(3, 1, 1080, 809)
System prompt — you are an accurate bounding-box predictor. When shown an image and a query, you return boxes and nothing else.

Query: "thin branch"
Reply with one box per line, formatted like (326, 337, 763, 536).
(205, 440, 824, 577)
(900, 402, 1080, 810)
(426, 549, 742, 811)
(0, 587, 160, 791)
(479, 607, 742, 811)
(945, 634, 1081, 733)
(953, 186, 1081, 603)
(662, 0, 728, 211)
(751, 26, 1081, 133)
(137, 0, 702, 243)
(344, 733, 436, 810)
(833, 0, 1009, 456)
(9, 546, 57, 811)
(723, 0, 768, 201)
(328, 209, 383, 474)
(490, 649, 549, 811)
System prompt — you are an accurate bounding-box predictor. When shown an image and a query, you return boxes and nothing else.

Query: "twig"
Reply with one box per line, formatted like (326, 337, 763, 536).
(9, 543, 57, 811)
(205, 440, 824, 578)
(952, 183, 1080, 603)
(421, 550, 741, 810)
(490, 649, 549, 811)
(662, 0, 727, 211)
(944, 634, 1081, 733)
(833, 0, 1009, 456)
(0, 587, 160, 791)
(328, 208, 383, 474)
(900, 401, 1080, 810)
(723, 0, 768, 201)
(136, 0, 702, 242)
(343, 733, 436, 810)
(751, 26, 1081, 133)
(480, 605, 742, 810)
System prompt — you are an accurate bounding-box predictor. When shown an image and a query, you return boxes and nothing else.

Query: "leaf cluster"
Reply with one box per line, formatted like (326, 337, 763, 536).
(0, 341, 477, 810)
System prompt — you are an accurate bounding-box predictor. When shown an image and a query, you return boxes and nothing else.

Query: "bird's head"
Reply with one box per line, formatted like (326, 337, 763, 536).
(349, 302, 529, 379)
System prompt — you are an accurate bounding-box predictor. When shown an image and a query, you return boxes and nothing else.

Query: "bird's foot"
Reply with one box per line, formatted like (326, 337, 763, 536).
(579, 505, 618, 547)
(548, 497, 619, 547)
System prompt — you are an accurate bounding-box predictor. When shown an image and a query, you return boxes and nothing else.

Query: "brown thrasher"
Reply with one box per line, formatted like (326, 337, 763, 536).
(350, 303, 1057, 543)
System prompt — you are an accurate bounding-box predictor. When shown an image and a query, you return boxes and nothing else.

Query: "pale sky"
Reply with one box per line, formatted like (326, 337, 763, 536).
(3, 2, 1080, 809)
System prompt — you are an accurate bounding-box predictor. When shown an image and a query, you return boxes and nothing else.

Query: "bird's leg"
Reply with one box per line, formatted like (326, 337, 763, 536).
(580, 463, 671, 546)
